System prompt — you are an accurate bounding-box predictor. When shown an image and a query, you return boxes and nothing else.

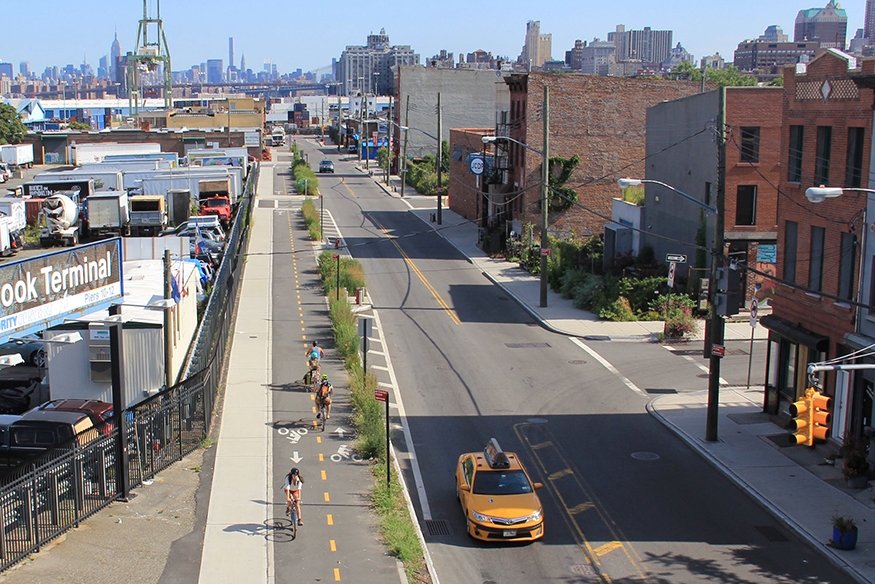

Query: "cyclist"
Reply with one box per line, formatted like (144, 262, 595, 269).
(315, 374, 333, 419)
(306, 341, 325, 361)
(283, 467, 304, 526)
(304, 341, 324, 385)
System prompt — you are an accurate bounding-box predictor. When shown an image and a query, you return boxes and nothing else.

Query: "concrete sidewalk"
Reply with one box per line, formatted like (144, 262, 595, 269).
(365, 166, 875, 583)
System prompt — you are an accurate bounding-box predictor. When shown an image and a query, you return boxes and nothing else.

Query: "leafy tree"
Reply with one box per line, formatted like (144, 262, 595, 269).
(0, 103, 26, 145)
(667, 63, 757, 88)
(68, 121, 92, 130)
(767, 75, 784, 87)
(667, 61, 701, 81)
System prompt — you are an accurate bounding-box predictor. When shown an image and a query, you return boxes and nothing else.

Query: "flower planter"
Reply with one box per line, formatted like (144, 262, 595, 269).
(847, 475, 869, 489)
(833, 526, 858, 550)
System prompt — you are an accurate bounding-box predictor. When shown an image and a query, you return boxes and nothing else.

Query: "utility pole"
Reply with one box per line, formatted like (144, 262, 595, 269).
(706, 86, 727, 442)
(386, 96, 392, 186)
(539, 84, 549, 308)
(400, 95, 409, 198)
(436, 92, 442, 225)
(337, 89, 342, 152)
(360, 94, 366, 170)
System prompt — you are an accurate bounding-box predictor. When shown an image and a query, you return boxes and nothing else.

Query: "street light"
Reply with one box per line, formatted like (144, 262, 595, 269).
(804, 186, 845, 203)
(482, 85, 550, 309)
(618, 179, 717, 214)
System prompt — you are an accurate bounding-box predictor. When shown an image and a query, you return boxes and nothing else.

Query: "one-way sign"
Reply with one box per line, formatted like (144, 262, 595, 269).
(666, 254, 688, 263)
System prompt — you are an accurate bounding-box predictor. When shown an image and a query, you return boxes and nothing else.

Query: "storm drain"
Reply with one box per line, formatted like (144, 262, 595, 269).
(505, 342, 551, 348)
(645, 388, 678, 394)
(425, 519, 452, 536)
(755, 525, 789, 542)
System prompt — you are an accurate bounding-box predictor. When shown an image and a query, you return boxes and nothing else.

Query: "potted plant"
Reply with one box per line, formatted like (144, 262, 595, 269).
(841, 435, 870, 489)
(831, 515, 858, 550)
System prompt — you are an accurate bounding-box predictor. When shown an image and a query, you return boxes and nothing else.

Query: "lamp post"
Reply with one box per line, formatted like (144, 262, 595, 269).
(481, 86, 550, 308)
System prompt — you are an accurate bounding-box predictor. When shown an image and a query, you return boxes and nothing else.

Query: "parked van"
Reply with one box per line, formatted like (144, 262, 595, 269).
(5, 410, 99, 465)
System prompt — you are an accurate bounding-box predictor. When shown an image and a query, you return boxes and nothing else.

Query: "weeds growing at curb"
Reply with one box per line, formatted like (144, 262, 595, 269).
(301, 198, 321, 241)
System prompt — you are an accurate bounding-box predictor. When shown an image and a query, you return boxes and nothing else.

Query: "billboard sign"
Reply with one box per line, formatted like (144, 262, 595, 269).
(0, 239, 123, 341)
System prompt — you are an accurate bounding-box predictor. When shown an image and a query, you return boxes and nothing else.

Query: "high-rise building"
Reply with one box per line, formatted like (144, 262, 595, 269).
(337, 28, 419, 95)
(795, 1, 847, 49)
(207, 59, 224, 84)
(110, 31, 122, 82)
(229, 38, 235, 73)
(733, 39, 819, 71)
(519, 21, 552, 69)
(0, 63, 14, 79)
(19, 61, 30, 79)
(760, 25, 789, 42)
(609, 25, 673, 68)
(867, 0, 875, 43)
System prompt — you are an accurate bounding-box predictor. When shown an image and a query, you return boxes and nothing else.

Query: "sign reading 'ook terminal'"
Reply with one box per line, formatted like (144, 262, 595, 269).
(0, 239, 123, 340)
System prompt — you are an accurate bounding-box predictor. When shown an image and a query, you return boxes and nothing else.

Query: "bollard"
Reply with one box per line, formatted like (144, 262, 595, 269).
(355, 287, 364, 305)
(334, 238, 340, 249)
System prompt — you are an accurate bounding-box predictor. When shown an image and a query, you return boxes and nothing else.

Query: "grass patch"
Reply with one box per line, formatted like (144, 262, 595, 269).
(373, 459, 429, 581)
(301, 198, 321, 241)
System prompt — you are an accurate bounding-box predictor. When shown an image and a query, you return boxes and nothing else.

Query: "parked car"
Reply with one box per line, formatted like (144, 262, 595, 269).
(0, 337, 45, 367)
(318, 159, 335, 173)
(4, 410, 99, 466)
(29, 400, 114, 434)
(161, 220, 226, 243)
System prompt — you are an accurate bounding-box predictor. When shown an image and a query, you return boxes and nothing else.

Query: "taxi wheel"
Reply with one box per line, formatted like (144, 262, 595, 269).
(466, 516, 472, 535)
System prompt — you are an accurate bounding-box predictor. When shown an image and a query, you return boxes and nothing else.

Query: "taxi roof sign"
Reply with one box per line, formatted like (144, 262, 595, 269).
(484, 438, 510, 469)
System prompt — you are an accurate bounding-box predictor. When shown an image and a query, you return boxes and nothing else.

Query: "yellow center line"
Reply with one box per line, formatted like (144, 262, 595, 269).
(594, 541, 625, 557)
(319, 453, 324, 461)
(334, 567, 341, 581)
(327, 514, 334, 525)
(329, 539, 336, 551)
(324, 492, 331, 502)
(370, 218, 461, 325)
(316, 436, 322, 444)
(321, 469, 327, 480)
(339, 177, 356, 198)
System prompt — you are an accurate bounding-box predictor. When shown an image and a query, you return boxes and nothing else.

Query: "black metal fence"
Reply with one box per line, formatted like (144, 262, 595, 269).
(0, 162, 259, 571)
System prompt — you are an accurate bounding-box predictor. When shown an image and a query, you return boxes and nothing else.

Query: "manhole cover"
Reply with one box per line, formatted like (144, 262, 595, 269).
(755, 525, 789, 542)
(568, 360, 587, 365)
(425, 519, 451, 536)
(631, 452, 660, 461)
(569, 564, 598, 577)
(527, 417, 548, 424)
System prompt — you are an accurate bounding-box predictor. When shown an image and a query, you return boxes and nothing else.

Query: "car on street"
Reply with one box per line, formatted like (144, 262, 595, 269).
(0, 337, 45, 367)
(319, 159, 335, 173)
(454, 438, 544, 542)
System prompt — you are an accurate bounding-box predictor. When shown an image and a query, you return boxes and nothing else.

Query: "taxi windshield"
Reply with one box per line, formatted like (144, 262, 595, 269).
(472, 470, 532, 495)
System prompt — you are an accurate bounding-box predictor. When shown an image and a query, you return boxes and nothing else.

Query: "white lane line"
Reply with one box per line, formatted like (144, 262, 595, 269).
(370, 365, 390, 372)
(370, 308, 433, 520)
(663, 345, 731, 386)
(570, 337, 648, 398)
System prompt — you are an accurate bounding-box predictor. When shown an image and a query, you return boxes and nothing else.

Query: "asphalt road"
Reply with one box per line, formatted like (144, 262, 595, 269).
(299, 138, 855, 584)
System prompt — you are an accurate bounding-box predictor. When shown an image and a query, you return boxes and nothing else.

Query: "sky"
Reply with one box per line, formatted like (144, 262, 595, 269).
(0, 0, 863, 76)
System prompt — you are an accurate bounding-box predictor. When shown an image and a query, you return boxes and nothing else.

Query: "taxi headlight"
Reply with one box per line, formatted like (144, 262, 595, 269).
(472, 510, 489, 523)
(529, 508, 542, 522)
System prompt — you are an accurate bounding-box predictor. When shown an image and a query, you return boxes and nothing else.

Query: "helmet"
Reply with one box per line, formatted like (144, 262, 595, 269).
(290, 467, 299, 476)
(321, 374, 328, 380)
(312, 341, 318, 347)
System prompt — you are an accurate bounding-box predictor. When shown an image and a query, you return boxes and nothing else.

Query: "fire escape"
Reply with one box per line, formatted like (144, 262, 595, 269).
(481, 111, 515, 242)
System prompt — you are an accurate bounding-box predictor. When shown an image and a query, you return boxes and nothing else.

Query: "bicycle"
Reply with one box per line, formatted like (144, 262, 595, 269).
(286, 500, 298, 538)
(317, 400, 327, 431)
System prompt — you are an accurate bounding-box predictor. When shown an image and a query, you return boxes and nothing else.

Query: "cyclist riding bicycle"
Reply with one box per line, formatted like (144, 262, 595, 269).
(283, 467, 304, 526)
(304, 341, 325, 385)
(315, 374, 333, 419)
(306, 341, 324, 361)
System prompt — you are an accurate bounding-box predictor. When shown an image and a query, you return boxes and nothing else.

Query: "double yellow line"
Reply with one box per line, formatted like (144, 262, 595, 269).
(371, 217, 461, 326)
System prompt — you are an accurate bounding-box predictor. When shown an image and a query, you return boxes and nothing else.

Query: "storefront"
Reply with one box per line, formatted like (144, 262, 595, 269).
(761, 314, 828, 415)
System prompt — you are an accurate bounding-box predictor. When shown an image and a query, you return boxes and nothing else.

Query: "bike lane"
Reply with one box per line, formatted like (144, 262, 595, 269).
(266, 179, 400, 584)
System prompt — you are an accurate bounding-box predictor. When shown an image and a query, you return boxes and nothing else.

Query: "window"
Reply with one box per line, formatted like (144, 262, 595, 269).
(839, 231, 856, 300)
(735, 185, 757, 225)
(740, 127, 760, 163)
(704, 182, 712, 207)
(846, 127, 865, 188)
(809, 225, 825, 292)
(815, 126, 832, 186)
(784, 221, 798, 283)
(788, 125, 803, 182)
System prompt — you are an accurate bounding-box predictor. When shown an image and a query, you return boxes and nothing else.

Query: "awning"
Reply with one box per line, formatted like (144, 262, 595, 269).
(760, 314, 829, 352)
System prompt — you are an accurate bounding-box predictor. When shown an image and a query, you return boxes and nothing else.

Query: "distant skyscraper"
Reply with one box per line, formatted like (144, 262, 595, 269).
(110, 30, 122, 81)
(337, 28, 419, 95)
(760, 25, 789, 42)
(866, 0, 875, 42)
(240, 52, 246, 72)
(0, 63, 14, 79)
(519, 21, 552, 69)
(228, 38, 234, 71)
(609, 25, 673, 68)
(19, 61, 29, 79)
(207, 59, 224, 84)
(795, 1, 847, 49)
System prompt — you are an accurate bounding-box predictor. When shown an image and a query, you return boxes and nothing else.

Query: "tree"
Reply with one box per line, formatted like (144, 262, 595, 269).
(68, 121, 92, 130)
(0, 103, 26, 145)
(667, 63, 757, 88)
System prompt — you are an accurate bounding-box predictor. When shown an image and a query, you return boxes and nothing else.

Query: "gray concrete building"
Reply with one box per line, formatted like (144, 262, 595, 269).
(733, 40, 819, 71)
(580, 39, 616, 75)
(609, 25, 672, 68)
(395, 67, 510, 158)
(338, 29, 420, 96)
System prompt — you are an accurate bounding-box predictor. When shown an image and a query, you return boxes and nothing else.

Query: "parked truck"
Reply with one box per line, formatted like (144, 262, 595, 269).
(33, 169, 124, 192)
(197, 178, 233, 227)
(128, 195, 167, 237)
(140, 168, 243, 206)
(271, 127, 286, 147)
(0, 198, 27, 255)
(86, 191, 129, 238)
(23, 178, 96, 201)
(0, 144, 34, 170)
(38, 190, 81, 247)
(70, 142, 162, 166)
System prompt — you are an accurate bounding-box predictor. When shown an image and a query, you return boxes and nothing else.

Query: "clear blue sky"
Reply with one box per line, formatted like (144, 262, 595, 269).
(0, 0, 861, 76)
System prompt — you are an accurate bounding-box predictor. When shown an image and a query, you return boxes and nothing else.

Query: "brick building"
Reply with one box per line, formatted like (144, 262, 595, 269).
(500, 72, 706, 240)
(762, 51, 875, 444)
(448, 128, 491, 226)
(643, 86, 782, 305)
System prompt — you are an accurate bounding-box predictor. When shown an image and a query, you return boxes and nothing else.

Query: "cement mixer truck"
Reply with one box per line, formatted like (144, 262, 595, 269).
(39, 189, 81, 247)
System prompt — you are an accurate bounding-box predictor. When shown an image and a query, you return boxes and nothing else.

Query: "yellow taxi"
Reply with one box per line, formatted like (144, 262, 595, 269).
(455, 438, 544, 541)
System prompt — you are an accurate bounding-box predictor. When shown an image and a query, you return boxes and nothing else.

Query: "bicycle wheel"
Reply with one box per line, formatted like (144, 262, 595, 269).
(289, 506, 298, 538)
(320, 404, 327, 431)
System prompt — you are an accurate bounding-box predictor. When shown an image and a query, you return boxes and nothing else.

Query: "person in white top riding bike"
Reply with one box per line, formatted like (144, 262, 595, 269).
(284, 467, 304, 526)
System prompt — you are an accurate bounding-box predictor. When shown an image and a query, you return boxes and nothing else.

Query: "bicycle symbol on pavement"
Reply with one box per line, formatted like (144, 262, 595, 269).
(330, 444, 363, 463)
(277, 427, 309, 444)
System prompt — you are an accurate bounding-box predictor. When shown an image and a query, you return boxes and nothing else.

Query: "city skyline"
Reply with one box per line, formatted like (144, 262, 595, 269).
(0, 0, 862, 77)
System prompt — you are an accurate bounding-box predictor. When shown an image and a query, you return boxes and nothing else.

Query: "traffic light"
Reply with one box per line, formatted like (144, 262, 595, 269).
(714, 267, 742, 317)
(790, 387, 831, 446)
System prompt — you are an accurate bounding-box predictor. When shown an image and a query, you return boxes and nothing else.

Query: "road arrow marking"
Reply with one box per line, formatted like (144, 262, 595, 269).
(290, 451, 302, 463)
(333, 427, 347, 438)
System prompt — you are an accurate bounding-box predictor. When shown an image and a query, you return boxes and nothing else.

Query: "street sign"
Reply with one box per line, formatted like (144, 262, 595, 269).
(666, 254, 688, 263)
(541, 248, 551, 257)
(470, 156, 485, 175)
(750, 298, 758, 328)
(374, 389, 388, 402)
(712, 344, 725, 357)
(332, 254, 339, 260)
(667, 262, 676, 288)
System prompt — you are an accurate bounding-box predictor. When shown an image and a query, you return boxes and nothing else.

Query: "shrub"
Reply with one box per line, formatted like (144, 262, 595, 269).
(319, 252, 366, 298)
(599, 296, 636, 321)
(650, 293, 698, 339)
(301, 198, 321, 241)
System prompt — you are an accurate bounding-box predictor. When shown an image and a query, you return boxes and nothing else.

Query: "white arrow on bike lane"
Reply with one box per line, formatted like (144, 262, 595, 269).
(333, 427, 348, 438)
(290, 451, 302, 463)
